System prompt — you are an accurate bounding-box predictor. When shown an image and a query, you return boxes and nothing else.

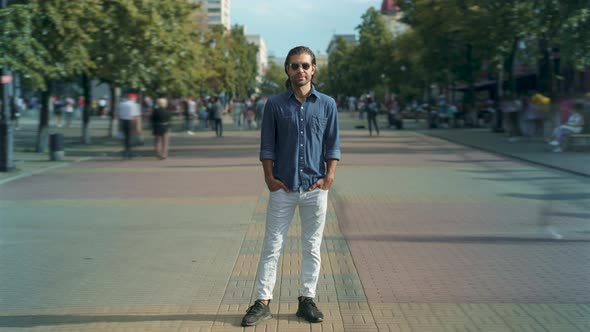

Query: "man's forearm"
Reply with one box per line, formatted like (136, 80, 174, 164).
(262, 159, 274, 180)
(326, 159, 338, 178)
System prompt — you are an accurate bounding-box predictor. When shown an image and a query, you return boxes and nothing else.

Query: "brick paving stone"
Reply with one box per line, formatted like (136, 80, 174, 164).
(3, 125, 590, 331)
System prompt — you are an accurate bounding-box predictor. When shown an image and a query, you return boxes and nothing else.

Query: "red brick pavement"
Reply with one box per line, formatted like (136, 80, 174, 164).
(332, 131, 590, 304)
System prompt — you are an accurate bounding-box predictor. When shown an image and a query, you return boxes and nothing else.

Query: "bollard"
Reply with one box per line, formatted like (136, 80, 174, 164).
(49, 133, 64, 161)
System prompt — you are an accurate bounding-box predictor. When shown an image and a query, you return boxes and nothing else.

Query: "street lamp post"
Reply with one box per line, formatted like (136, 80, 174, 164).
(0, 0, 15, 172)
(493, 63, 505, 133)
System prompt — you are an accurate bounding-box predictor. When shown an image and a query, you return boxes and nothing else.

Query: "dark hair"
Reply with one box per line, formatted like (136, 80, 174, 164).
(284, 46, 316, 89)
(573, 100, 584, 111)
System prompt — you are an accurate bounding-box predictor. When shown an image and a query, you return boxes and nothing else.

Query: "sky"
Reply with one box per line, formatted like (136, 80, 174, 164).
(231, 0, 383, 58)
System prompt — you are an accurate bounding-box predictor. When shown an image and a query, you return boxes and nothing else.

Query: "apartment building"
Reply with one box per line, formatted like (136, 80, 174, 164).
(192, 0, 231, 30)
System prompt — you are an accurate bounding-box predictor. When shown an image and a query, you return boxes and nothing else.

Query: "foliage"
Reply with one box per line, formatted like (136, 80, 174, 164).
(202, 24, 258, 97)
(1, 0, 99, 90)
(259, 61, 285, 96)
(0, 3, 47, 90)
(355, 7, 394, 93)
(324, 37, 359, 97)
(228, 26, 258, 97)
(2, 0, 260, 98)
(322, 0, 590, 105)
(92, 0, 205, 96)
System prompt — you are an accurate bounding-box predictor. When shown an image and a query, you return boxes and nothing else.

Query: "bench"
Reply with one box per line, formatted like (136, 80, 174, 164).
(566, 134, 590, 151)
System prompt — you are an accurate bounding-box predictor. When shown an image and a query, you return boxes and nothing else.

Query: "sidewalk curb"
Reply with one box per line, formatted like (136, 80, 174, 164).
(419, 131, 590, 178)
(0, 157, 94, 186)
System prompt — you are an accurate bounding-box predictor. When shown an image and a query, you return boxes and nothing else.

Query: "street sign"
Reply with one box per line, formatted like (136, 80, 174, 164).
(1, 75, 13, 84)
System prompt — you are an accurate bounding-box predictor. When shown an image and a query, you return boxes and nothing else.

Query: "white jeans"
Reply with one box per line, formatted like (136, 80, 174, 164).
(255, 188, 329, 300)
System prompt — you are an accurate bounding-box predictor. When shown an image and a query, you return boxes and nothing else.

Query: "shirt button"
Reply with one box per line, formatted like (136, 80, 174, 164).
(300, 131, 303, 134)
(300, 118, 303, 121)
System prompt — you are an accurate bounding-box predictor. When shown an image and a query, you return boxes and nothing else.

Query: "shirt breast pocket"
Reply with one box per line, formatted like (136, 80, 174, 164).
(312, 115, 327, 135)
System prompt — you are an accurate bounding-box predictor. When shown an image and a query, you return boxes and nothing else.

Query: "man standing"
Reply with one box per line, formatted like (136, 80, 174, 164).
(186, 96, 197, 135)
(211, 96, 223, 137)
(117, 93, 141, 159)
(365, 95, 380, 136)
(241, 46, 341, 327)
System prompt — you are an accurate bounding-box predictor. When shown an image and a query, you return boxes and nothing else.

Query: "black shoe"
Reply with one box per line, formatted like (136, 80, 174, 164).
(241, 300, 272, 326)
(296, 297, 324, 323)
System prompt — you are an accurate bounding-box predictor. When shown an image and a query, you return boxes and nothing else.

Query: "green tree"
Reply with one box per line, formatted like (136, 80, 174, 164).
(391, 30, 429, 101)
(228, 26, 258, 98)
(0, 2, 47, 91)
(324, 37, 359, 97)
(355, 7, 395, 96)
(90, 0, 205, 136)
(22, 0, 96, 152)
(258, 61, 284, 96)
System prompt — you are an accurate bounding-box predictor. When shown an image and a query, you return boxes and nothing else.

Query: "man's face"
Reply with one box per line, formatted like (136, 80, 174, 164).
(286, 53, 315, 88)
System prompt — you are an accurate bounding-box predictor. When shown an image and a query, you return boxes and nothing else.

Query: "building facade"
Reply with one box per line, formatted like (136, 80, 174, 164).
(326, 34, 357, 55)
(192, 0, 231, 30)
(246, 34, 268, 84)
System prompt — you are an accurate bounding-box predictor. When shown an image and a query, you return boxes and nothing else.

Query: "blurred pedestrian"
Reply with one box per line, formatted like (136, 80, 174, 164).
(207, 97, 215, 130)
(502, 92, 523, 142)
(348, 95, 357, 113)
(230, 96, 244, 129)
(9, 96, 20, 130)
(547, 100, 585, 152)
(186, 96, 197, 135)
(98, 95, 108, 117)
(241, 46, 340, 327)
(52, 96, 63, 127)
(141, 95, 153, 118)
(64, 97, 75, 127)
(77, 96, 85, 114)
(198, 98, 208, 129)
(117, 93, 141, 159)
(129, 93, 144, 146)
(357, 97, 365, 120)
(365, 95, 380, 136)
(151, 98, 171, 159)
(211, 96, 223, 137)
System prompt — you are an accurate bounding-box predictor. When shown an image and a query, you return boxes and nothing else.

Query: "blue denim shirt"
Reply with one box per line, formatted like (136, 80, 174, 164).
(260, 86, 341, 191)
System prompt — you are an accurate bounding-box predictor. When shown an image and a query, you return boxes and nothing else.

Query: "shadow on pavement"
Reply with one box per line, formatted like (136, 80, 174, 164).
(0, 313, 296, 328)
(501, 193, 590, 201)
(547, 211, 590, 219)
(342, 234, 589, 244)
(472, 176, 569, 182)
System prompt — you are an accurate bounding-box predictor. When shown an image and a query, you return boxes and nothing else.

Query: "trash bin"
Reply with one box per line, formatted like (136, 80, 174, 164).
(49, 133, 64, 161)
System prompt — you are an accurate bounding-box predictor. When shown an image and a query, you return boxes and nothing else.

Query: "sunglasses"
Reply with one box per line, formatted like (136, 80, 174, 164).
(289, 62, 311, 71)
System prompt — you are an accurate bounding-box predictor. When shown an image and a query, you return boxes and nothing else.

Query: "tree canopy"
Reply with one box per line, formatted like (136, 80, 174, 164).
(0, 0, 260, 97)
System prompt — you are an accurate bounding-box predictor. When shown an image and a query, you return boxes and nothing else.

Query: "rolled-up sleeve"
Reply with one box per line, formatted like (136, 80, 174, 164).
(324, 99, 341, 161)
(259, 100, 276, 161)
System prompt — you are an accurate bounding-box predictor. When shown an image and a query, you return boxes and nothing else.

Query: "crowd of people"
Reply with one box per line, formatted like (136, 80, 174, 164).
(9, 88, 590, 157)
(339, 92, 590, 151)
(109, 93, 268, 159)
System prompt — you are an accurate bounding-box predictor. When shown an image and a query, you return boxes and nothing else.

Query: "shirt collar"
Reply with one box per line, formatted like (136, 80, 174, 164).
(287, 85, 319, 101)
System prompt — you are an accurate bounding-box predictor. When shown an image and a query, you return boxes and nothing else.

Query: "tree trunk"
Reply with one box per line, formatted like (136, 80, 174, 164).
(465, 43, 475, 106)
(506, 38, 518, 95)
(81, 73, 92, 144)
(108, 85, 118, 138)
(493, 67, 504, 133)
(538, 38, 551, 96)
(36, 81, 51, 153)
(573, 69, 581, 93)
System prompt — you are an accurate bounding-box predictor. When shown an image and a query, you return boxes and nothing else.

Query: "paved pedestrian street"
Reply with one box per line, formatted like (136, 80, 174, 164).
(1, 119, 589, 331)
